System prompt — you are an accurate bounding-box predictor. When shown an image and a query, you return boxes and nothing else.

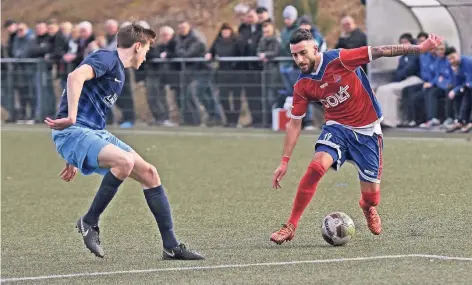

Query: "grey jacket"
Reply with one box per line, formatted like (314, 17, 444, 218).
(12, 29, 36, 58)
(257, 35, 281, 70)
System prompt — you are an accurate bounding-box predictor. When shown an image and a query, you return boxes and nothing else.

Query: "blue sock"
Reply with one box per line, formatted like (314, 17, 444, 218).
(143, 185, 179, 249)
(83, 171, 123, 225)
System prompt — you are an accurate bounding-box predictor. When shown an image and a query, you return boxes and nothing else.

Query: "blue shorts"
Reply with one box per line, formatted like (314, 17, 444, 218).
(315, 124, 383, 183)
(51, 125, 132, 176)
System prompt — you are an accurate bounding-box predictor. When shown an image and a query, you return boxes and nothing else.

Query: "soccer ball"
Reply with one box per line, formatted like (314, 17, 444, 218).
(321, 212, 355, 246)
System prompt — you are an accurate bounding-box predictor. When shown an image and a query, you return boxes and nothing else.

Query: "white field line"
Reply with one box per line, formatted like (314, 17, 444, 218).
(0, 126, 470, 142)
(1, 254, 471, 283)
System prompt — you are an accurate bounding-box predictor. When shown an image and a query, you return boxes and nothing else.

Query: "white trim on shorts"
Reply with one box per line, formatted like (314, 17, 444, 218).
(347, 160, 381, 184)
(315, 140, 342, 171)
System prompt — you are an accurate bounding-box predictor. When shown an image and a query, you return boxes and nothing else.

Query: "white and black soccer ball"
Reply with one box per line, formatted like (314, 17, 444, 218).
(321, 212, 355, 246)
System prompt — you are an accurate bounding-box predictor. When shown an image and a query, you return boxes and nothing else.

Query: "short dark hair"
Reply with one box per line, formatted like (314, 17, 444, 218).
(445, 46, 457, 56)
(289, 28, 314, 45)
(117, 21, 156, 48)
(417, 32, 428, 39)
(4, 19, 15, 28)
(47, 18, 58, 26)
(262, 20, 274, 28)
(399, 33, 414, 43)
(256, 7, 268, 14)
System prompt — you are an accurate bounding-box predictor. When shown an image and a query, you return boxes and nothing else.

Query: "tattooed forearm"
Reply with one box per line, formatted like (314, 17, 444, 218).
(371, 45, 421, 60)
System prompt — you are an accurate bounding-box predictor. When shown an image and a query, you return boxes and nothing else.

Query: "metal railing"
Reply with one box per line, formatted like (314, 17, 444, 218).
(1, 56, 316, 127)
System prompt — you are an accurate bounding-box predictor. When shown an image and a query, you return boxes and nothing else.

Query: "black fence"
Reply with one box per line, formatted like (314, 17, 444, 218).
(1, 56, 321, 127)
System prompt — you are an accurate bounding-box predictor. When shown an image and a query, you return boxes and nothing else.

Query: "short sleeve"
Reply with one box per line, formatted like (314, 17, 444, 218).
(81, 51, 115, 78)
(339, 46, 372, 71)
(291, 85, 309, 120)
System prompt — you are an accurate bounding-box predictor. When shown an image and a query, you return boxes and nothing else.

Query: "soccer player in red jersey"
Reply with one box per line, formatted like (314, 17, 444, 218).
(270, 29, 443, 244)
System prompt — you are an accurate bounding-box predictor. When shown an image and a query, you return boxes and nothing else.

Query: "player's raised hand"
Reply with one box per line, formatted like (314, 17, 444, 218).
(44, 117, 74, 130)
(419, 34, 444, 53)
(272, 163, 288, 189)
(60, 163, 77, 182)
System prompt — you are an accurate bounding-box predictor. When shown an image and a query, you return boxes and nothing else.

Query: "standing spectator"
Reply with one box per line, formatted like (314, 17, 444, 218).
(60, 24, 80, 87)
(12, 22, 36, 123)
(279, 5, 299, 94)
(239, 8, 264, 126)
(1, 42, 15, 122)
(335, 16, 367, 70)
(298, 16, 327, 53)
(257, 21, 280, 126)
(104, 20, 136, 128)
(206, 23, 245, 127)
(30, 20, 52, 121)
(4, 20, 18, 57)
(43, 19, 68, 118)
(75, 21, 95, 66)
(104, 19, 119, 50)
(256, 7, 271, 23)
(2, 20, 18, 121)
(375, 33, 422, 127)
(30, 20, 51, 58)
(46, 19, 68, 64)
(234, 3, 250, 31)
(445, 48, 472, 133)
(146, 26, 178, 126)
(335, 16, 367, 49)
(60, 22, 73, 39)
(175, 20, 215, 125)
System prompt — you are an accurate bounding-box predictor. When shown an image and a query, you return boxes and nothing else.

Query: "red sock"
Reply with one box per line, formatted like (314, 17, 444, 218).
(288, 161, 326, 227)
(359, 191, 380, 210)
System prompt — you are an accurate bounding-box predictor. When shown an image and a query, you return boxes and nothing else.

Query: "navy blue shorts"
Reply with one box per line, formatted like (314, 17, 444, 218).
(315, 124, 383, 183)
(52, 125, 132, 176)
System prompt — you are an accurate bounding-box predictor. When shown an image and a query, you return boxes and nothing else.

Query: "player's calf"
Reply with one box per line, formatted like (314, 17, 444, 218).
(359, 184, 382, 235)
(130, 152, 204, 260)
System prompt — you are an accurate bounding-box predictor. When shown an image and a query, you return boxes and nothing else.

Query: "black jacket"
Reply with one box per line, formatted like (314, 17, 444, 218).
(175, 30, 207, 71)
(209, 35, 245, 70)
(238, 23, 263, 70)
(335, 28, 367, 49)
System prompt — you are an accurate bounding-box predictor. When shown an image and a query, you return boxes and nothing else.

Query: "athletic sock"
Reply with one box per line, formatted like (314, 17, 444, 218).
(143, 185, 179, 249)
(359, 191, 380, 210)
(83, 171, 123, 225)
(288, 161, 326, 227)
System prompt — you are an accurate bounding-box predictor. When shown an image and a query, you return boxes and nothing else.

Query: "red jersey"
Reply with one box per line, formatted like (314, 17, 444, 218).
(291, 46, 383, 130)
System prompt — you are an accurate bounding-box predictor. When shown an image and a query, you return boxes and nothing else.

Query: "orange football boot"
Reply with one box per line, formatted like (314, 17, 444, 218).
(362, 206, 382, 235)
(270, 223, 296, 245)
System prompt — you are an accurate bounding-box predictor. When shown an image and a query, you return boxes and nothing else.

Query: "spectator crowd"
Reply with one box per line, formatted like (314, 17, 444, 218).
(3, 3, 469, 133)
(375, 32, 472, 133)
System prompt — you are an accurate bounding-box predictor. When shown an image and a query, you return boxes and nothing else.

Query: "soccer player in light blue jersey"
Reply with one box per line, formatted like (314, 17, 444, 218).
(45, 22, 203, 260)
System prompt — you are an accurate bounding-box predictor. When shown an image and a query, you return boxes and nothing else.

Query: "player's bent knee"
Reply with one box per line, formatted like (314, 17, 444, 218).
(142, 164, 161, 189)
(308, 160, 327, 176)
(313, 152, 334, 171)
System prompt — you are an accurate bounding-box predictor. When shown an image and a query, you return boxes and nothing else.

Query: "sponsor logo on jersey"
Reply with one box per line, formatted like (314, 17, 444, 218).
(104, 93, 118, 107)
(320, 85, 350, 109)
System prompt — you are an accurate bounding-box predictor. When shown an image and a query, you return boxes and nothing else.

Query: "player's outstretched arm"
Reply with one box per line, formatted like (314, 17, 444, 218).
(45, 64, 95, 130)
(371, 33, 443, 60)
(272, 119, 303, 189)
